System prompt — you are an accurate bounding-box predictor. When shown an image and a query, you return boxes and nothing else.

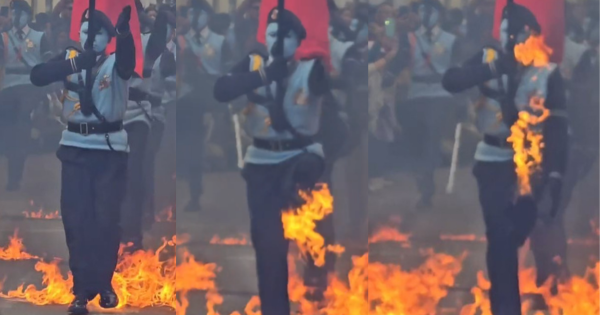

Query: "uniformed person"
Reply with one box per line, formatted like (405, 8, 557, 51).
(442, 4, 568, 314)
(213, 8, 330, 315)
(330, 21, 369, 245)
(0, 0, 52, 191)
(404, 0, 460, 209)
(120, 6, 175, 251)
(176, 0, 230, 212)
(142, 5, 177, 232)
(528, 21, 600, 307)
(30, 7, 135, 315)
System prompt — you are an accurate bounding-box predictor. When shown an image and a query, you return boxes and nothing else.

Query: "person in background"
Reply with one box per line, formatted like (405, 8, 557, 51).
(0, 0, 53, 191)
(401, 0, 460, 209)
(233, 0, 260, 57)
(51, 0, 73, 26)
(177, 0, 231, 213)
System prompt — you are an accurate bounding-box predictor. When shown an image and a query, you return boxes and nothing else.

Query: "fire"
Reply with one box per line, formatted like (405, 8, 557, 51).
(508, 35, 553, 196)
(369, 249, 465, 315)
(1, 236, 179, 310)
(155, 206, 174, 222)
(23, 210, 61, 220)
(460, 262, 600, 315)
(175, 248, 221, 315)
(321, 254, 368, 315)
(440, 234, 486, 242)
(514, 35, 553, 68)
(507, 96, 550, 196)
(369, 226, 412, 246)
(0, 229, 39, 260)
(210, 234, 250, 246)
(281, 184, 343, 267)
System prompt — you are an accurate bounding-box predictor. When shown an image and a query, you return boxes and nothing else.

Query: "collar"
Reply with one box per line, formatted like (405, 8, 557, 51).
(12, 25, 30, 37)
(417, 25, 441, 38)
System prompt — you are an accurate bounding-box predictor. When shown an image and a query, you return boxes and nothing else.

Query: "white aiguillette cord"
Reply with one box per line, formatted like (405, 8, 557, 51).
(446, 122, 462, 194)
(230, 104, 244, 169)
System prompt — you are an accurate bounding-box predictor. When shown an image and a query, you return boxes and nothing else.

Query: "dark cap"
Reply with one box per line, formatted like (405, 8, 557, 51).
(266, 7, 306, 40)
(10, 0, 32, 15)
(80, 9, 117, 37)
(502, 3, 541, 35)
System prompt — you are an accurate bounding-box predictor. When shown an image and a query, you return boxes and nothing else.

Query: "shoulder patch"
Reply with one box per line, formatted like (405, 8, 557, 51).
(483, 48, 497, 64)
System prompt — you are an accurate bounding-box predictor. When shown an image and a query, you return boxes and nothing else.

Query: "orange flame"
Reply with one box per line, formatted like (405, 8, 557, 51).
(440, 234, 487, 242)
(0, 229, 39, 261)
(175, 247, 221, 315)
(460, 262, 600, 315)
(210, 234, 250, 246)
(1, 236, 179, 310)
(281, 184, 344, 267)
(507, 96, 550, 196)
(23, 210, 61, 220)
(155, 206, 174, 222)
(514, 36, 553, 67)
(369, 250, 465, 315)
(508, 35, 553, 196)
(369, 226, 412, 246)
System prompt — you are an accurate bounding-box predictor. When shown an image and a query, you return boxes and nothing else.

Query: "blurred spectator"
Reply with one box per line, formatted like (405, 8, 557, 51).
(233, 0, 261, 57)
(465, 0, 495, 47)
(51, 0, 73, 26)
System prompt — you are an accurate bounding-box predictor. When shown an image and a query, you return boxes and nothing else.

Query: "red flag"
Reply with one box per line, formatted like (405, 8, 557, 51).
(257, 0, 331, 66)
(493, 0, 565, 63)
(70, 0, 144, 76)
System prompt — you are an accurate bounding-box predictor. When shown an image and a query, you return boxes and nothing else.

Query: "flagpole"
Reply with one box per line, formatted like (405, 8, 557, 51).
(85, 0, 96, 94)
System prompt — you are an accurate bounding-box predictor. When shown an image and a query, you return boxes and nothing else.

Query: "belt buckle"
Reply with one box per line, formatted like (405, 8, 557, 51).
(80, 123, 89, 136)
(270, 140, 283, 151)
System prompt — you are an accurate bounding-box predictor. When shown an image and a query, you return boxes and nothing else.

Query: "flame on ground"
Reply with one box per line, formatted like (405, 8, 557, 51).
(0, 229, 39, 261)
(369, 226, 412, 246)
(440, 234, 486, 242)
(23, 210, 61, 220)
(210, 234, 250, 246)
(281, 184, 343, 267)
(175, 247, 221, 315)
(1, 236, 179, 310)
(369, 249, 465, 315)
(460, 262, 600, 315)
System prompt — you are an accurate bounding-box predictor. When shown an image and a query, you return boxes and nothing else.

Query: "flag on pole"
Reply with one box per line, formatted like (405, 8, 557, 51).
(70, 0, 144, 76)
(493, 0, 565, 63)
(257, 0, 331, 65)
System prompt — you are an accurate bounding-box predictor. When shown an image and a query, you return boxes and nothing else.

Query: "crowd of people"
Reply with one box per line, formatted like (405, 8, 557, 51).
(0, 0, 597, 314)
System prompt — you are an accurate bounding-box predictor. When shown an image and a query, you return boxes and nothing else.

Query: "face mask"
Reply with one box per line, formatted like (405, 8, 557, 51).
(418, 5, 439, 30)
(188, 9, 208, 31)
(500, 19, 530, 52)
(11, 9, 29, 30)
(80, 22, 110, 53)
(265, 23, 299, 59)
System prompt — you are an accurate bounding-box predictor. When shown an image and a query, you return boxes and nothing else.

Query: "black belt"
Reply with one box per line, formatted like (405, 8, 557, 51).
(484, 134, 511, 148)
(253, 138, 313, 152)
(67, 120, 123, 135)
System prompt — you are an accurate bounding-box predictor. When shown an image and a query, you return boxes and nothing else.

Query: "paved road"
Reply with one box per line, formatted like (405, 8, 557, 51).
(0, 148, 596, 314)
